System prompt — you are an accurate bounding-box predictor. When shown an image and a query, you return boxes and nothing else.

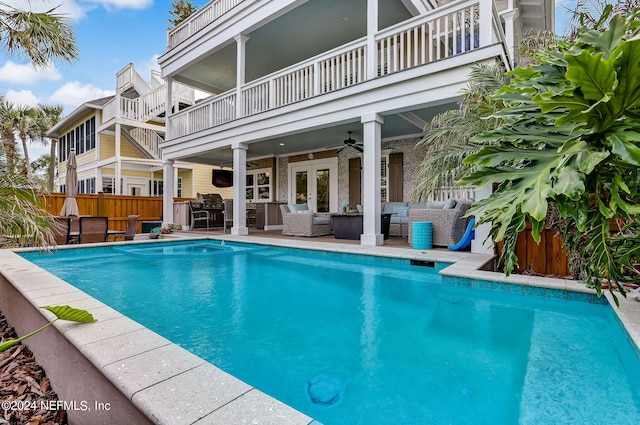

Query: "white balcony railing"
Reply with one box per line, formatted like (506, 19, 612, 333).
(169, 0, 505, 139)
(168, 0, 247, 50)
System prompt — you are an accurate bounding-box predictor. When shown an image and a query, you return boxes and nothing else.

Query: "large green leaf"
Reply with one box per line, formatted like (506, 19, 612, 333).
(41, 305, 96, 323)
(565, 50, 618, 102)
(578, 13, 627, 57)
(606, 130, 640, 166)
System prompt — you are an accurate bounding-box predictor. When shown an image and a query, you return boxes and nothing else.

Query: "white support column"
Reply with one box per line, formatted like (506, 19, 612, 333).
(163, 159, 175, 226)
(366, 0, 379, 80)
(471, 184, 495, 254)
(479, 0, 493, 46)
(360, 112, 384, 246)
(232, 142, 248, 236)
(165, 77, 174, 140)
(235, 34, 249, 119)
(115, 122, 122, 195)
(501, 8, 518, 68)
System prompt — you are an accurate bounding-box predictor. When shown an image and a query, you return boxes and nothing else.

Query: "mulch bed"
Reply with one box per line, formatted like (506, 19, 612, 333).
(0, 310, 67, 425)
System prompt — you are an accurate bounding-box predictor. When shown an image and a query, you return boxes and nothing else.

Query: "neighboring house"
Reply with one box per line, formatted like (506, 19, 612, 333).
(157, 0, 554, 246)
(46, 63, 233, 200)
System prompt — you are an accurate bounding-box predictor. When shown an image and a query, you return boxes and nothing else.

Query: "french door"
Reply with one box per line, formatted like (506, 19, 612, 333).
(288, 158, 338, 212)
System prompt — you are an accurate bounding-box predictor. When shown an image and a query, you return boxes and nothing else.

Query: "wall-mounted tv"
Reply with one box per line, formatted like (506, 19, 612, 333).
(212, 169, 233, 188)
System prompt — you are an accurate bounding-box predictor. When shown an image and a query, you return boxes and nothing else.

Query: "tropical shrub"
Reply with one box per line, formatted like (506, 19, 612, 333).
(460, 8, 640, 300)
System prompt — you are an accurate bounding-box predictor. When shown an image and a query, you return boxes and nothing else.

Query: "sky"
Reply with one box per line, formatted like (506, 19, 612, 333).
(0, 0, 206, 159)
(1, 0, 574, 160)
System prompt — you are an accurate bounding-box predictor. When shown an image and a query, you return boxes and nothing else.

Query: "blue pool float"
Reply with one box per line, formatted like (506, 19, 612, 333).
(448, 218, 475, 251)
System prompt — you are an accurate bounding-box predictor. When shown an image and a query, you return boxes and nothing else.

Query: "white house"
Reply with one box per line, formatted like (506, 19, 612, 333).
(157, 0, 554, 245)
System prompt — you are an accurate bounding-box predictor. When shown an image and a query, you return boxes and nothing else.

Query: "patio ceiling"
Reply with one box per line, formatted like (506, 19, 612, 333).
(179, 100, 457, 167)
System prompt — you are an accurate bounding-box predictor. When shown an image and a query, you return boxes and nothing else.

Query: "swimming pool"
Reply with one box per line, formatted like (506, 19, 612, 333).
(21, 240, 640, 424)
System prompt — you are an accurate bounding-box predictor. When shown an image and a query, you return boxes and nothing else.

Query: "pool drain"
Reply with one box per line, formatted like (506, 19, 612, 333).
(306, 375, 344, 407)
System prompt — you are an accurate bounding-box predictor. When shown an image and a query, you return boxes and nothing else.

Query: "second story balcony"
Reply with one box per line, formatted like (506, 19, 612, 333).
(160, 0, 551, 147)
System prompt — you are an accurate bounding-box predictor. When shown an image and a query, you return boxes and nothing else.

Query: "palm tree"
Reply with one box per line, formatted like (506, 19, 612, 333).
(33, 104, 64, 192)
(0, 98, 17, 172)
(563, 0, 640, 36)
(412, 63, 511, 201)
(0, 1, 77, 68)
(13, 105, 37, 181)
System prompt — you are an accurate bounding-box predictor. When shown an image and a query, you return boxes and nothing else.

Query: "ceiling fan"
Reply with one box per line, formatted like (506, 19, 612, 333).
(335, 131, 363, 153)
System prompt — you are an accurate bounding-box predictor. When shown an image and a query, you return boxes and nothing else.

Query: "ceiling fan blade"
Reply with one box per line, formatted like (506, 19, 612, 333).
(354, 145, 363, 152)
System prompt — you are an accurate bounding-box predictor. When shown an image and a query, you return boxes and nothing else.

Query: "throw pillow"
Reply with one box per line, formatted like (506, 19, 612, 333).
(391, 206, 409, 217)
(443, 199, 457, 209)
(288, 203, 309, 213)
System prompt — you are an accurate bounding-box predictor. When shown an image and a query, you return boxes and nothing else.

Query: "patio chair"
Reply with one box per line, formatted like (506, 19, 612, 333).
(113, 215, 139, 241)
(189, 201, 210, 230)
(280, 204, 332, 237)
(78, 216, 108, 244)
(51, 216, 70, 245)
(408, 199, 473, 247)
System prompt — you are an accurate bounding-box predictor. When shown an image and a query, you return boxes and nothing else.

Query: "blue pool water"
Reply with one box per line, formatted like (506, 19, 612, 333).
(21, 241, 640, 424)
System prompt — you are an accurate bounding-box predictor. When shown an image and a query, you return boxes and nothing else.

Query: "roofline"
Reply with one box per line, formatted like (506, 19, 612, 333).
(46, 96, 114, 138)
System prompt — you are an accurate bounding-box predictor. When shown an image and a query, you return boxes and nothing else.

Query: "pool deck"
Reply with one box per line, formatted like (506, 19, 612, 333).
(1, 231, 639, 424)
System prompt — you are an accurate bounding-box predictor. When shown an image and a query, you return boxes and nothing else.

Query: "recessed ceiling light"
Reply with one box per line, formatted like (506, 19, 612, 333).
(279, 143, 285, 146)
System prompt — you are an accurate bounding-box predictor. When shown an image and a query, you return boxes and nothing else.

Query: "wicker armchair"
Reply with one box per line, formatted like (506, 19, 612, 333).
(408, 200, 473, 247)
(279, 204, 332, 237)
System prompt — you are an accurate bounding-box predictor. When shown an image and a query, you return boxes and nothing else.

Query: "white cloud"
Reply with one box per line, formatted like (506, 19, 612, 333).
(3, 1, 89, 21)
(82, 0, 153, 11)
(49, 81, 114, 108)
(0, 61, 61, 84)
(4, 89, 40, 107)
(136, 54, 161, 82)
(3, 0, 153, 19)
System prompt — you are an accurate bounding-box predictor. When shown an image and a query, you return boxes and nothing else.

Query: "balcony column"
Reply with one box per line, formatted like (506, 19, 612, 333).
(501, 8, 518, 69)
(115, 122, 122, 195)
(235, 34, 249, 120)
(360, 112, 384, 246)
(232, 142, 249, 236)
(471, 184, 494, 255)
(479, 1, 493, 46)
(165, 77, 174, 140)
(163, 159, 175, 226)
(366, 0, 379, 80)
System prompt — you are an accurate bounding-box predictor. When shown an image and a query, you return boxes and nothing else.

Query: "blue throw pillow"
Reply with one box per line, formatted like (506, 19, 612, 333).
(443, 199, 457, 209)
(289, 203, 309, 213)
(391, 206, 409, 217)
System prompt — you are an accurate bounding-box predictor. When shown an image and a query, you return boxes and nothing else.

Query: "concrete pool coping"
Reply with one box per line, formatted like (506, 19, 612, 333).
(1, 234, 638, 424)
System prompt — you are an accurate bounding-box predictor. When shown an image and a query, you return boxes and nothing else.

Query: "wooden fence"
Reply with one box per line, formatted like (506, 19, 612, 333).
(510, 227, 570, 277)
(40, 193, 193, 232)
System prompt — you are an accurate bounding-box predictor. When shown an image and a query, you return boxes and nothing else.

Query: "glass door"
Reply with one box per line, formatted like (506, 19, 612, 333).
(289, 158, 338, 212)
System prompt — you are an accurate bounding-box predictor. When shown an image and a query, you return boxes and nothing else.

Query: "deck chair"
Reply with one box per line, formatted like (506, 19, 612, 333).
(189, 201, 210, 230)
(51, 216, 70, 245)
(78, 216, 108, 244)
(113, 215, 139, 241)
(223, 199, 233, 233)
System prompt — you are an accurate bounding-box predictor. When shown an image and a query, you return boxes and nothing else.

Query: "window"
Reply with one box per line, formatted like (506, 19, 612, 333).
(177, 177, 182, 198)
(246, 168, 272, 202)
(102, 177, 114, 194)
(60, 116, 96, 160)
(380, 155, 388, 202)
(151, 180, 164, 196)
(78, 177, 96, 194)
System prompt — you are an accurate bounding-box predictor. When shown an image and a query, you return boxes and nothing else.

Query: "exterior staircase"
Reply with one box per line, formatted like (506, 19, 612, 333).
(124, 127, 163, 159)
(106, 64, 195, 159)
